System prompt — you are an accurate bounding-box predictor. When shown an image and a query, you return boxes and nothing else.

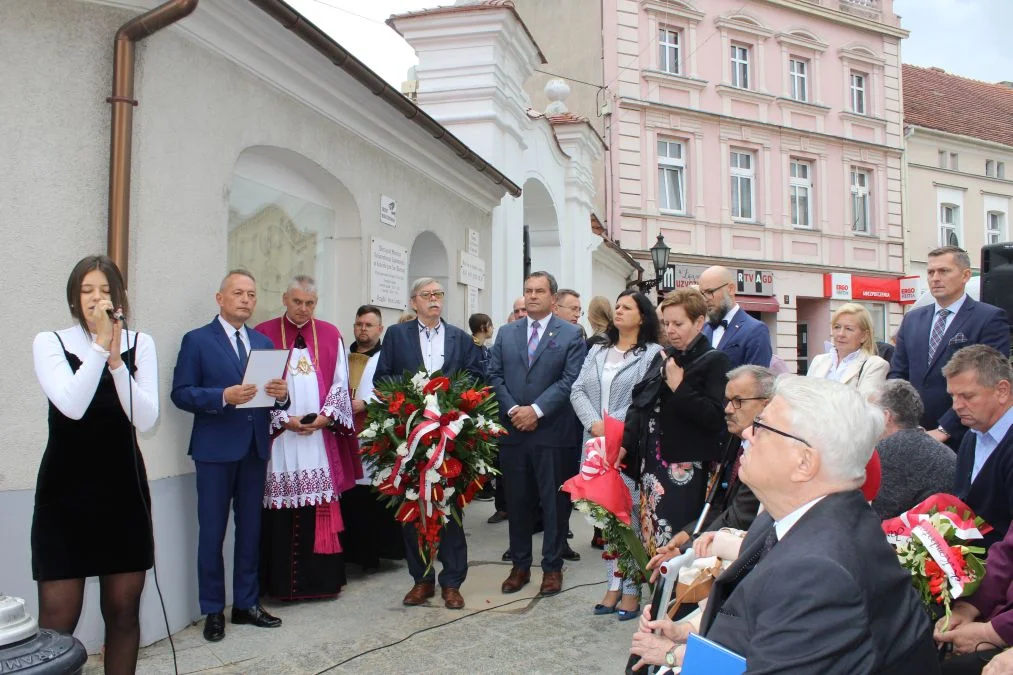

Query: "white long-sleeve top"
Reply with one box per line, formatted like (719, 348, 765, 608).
(33, 326, 160, 432)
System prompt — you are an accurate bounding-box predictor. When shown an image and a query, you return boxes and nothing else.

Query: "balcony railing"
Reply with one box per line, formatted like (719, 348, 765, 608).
(839, 0, 881, 20)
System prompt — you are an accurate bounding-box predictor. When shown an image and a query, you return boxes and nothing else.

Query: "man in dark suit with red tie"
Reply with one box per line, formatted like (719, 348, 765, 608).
(631, 377, 937, 673)
(889, 246, 1009, 450)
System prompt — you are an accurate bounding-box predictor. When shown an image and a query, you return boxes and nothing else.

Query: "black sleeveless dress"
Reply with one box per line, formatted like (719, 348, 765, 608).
(31, 335, 154, 580)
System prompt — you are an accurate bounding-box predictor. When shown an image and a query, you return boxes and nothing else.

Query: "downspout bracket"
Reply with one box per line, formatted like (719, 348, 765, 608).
(107, 96, 139, 106)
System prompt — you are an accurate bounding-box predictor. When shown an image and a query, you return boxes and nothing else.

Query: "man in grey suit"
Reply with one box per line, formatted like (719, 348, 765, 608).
(632, 376, 937, 674)
(488, 271, 586, 597)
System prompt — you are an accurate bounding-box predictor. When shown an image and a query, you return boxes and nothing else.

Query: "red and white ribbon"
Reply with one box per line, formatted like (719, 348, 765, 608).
(399, 395, 471, 517)
(912, 523, 970, 599)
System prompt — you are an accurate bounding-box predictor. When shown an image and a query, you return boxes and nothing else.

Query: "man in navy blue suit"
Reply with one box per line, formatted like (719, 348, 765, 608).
(373, 277, 482, 610)
(697, 265, 773, 369)
(489, 271, 586, 597)
(889, 246, 1010, 450)
(171, 270, 288, 642)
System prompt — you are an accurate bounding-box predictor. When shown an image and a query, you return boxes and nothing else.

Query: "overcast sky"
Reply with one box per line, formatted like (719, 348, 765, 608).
(287, 0, 1012, 86)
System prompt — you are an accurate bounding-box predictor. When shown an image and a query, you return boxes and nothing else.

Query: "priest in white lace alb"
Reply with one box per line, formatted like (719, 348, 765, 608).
(255, 275, 361, 601)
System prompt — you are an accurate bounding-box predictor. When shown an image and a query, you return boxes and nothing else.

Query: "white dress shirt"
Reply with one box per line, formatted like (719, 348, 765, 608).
(509, 315, 550, 418)
(774, 495, 826, 541)
(931, 293, 967, 345)
(712, 305, 740, 348)
(217, 314, 250, 359)
(971, 405, 1013, 483)
(417, 319, 445, 374)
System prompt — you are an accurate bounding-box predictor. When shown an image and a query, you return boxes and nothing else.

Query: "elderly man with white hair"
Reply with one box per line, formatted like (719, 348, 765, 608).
(631, 375, 938, 674)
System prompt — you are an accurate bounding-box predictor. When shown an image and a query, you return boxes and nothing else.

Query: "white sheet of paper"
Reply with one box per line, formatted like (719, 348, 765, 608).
(237, 349, 289, 408)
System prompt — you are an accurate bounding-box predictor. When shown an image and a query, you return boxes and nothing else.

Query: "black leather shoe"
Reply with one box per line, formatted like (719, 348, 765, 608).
(567, 529, 574, 539)
(203, 612, 225, 642)
(502, 549, 512, 561)
(231, 604, 282, 628)
(561, 546, 581, 562)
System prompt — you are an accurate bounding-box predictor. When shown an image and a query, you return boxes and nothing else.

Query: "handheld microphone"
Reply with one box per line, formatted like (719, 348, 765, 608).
(106, 308, 125, 322)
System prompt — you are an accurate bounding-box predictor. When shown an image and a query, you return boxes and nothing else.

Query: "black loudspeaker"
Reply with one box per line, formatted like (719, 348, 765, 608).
(981, 242, 1013, 325)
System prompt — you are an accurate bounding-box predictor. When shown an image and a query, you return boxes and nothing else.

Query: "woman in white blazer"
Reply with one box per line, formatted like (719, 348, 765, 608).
(806, 302, 889, 398)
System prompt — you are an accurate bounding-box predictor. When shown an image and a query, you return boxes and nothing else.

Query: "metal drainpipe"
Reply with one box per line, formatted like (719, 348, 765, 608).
(107, 0, 199, 286)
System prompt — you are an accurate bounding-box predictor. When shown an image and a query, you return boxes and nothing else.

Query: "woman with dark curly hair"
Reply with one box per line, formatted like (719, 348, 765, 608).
(570, 290, 662, 620)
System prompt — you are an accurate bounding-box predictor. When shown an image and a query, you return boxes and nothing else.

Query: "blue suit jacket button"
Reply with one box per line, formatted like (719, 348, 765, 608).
(247, 415, 253, 421)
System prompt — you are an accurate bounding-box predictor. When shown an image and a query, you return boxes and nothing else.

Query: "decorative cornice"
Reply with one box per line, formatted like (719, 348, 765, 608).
(715, 84, 776, 103)
(714, 13, 775, 39)
(838, 45, 887, 68)
(839, 110, 888, 128)
(640, 0, 704, 22)
(758, 0, 909, 39)
(775, 97, 832, 113)
(641, 69, 708, 91)
(775, 30, 829, 52)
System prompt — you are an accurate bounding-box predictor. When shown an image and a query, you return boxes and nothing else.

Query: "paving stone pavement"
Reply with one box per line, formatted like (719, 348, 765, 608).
(84, 499, 644, 674)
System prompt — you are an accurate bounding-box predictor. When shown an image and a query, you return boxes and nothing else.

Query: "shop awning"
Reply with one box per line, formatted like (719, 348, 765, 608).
(738, 296, 780, 313)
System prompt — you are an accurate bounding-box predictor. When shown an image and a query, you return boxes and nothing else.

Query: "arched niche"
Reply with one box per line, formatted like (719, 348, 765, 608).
(523, 178, 561, 278)
(408, 231, 450, 317)
(227, 146, 361, 327)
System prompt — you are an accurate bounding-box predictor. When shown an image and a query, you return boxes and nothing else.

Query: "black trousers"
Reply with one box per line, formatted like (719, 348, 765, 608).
(501, 441, 567, 572)
(940, 648, 1002, 675)
(402, 515, 467, 589)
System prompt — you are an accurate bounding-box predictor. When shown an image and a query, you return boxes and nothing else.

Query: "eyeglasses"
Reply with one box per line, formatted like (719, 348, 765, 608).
(752, 416, 811, 447)
(723, 396, 767, 410)
(701, 284, 730, 300)
(414, 291, 445, 300)
(558, 304, 583, 316)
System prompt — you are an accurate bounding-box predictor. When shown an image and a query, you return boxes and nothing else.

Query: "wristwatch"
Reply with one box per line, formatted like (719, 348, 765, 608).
(665, 646, 677, 668)
(935, 426, 950, 439)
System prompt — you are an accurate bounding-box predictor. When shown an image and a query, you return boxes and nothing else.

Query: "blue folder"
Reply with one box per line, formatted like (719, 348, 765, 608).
(680, 633, 746, 674)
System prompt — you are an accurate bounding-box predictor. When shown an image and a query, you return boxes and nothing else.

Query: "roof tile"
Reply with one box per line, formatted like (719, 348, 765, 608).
(903, 64, 1013, 147)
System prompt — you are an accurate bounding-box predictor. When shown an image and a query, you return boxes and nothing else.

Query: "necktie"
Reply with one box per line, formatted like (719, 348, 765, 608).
(709, 319, 728, 330)
(528, 321, 541, 365)
(758, 527, 778, 562)
(235, 329, 248, 368)
(927, 309, 951, 364)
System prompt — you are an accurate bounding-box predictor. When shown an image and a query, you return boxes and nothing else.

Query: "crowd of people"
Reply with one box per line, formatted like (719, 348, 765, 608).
(27, 244, 1013, 673)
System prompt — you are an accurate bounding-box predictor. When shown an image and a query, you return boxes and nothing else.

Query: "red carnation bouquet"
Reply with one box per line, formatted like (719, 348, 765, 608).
(359, 368, 504, 568)
(882, 494, 990, 628)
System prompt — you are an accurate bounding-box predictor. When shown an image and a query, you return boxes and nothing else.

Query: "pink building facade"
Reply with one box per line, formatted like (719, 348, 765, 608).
(603, 0, 908, 370)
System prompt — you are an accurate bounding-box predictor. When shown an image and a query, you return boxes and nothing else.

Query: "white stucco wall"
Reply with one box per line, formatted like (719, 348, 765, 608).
(1, 0, 502, 648)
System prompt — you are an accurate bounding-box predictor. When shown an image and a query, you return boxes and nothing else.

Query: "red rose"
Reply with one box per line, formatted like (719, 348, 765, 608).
(396, 501, 420, 524)
(438, 456, 463, 479)
(388, 392, 406, 414)
(458, 389, 484, 413)
(432, 483, 445, 502)
(422, 376, 451, 395)
(422, 430, 440, 446)
(403, 403, 418, 416)
(394, 424, 406, 438)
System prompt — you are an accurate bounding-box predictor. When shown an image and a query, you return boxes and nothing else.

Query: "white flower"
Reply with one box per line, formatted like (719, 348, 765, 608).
(372, 466, 392, 487)
(425, 446, 435, 459)
(424, 393, 439, 410)
(411, 371, 431, 393)
(475, 414, 487, 428)
(359, 427, 377, 439)
(444, 487, 456, 498)
(383, 417, 395, 429)
(426, 469, 441, 484)
(405, 488, 418, 501)
(396, 442, 409, 457)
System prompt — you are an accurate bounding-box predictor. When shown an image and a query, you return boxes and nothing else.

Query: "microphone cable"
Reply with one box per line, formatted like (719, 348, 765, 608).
(121, 318, 178, 675)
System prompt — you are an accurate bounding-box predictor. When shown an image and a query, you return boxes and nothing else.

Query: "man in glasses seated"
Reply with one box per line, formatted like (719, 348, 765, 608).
(651, 365, 774, 560)
(373, 277, 483, 611)
(631, 375, 937, 674)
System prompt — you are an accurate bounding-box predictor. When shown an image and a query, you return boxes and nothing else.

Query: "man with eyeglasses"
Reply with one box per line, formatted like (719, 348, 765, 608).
(374, 277, 483, 610)
(630, 376, 937, 673)
(697, 266, 772, 369)
(652, 365, 772, 558)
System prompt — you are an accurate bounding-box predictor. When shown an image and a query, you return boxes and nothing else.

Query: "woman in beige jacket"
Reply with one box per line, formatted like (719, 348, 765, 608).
(806, 302, 889, 397)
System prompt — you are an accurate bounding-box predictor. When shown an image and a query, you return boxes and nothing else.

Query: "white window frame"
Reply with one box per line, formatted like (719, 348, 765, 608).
(939, 151, 949, 169)
(731, 44, 750, 89)
(999, 162, 1007, 179)
(659, 28, 680, 75)
(789, 160, 813, 228)
(986, 159, 996, 177)
(987, 211, 1006, 245)
(730, 150, 756, 222)
(850, 168, 871, 233)
(658, 139, 687, 215)
(939, 203, 960, 247)
(850, 71, 866, 115)
(950, 153, 959, 171)
(789, 58, 808, 102)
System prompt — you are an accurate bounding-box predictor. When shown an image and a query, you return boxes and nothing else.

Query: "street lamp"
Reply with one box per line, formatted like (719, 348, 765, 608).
(650, 233, 671, 297)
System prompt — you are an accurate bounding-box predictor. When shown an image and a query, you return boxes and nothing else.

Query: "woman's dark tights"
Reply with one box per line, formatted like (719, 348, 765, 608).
(38, 571, 146, 675)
